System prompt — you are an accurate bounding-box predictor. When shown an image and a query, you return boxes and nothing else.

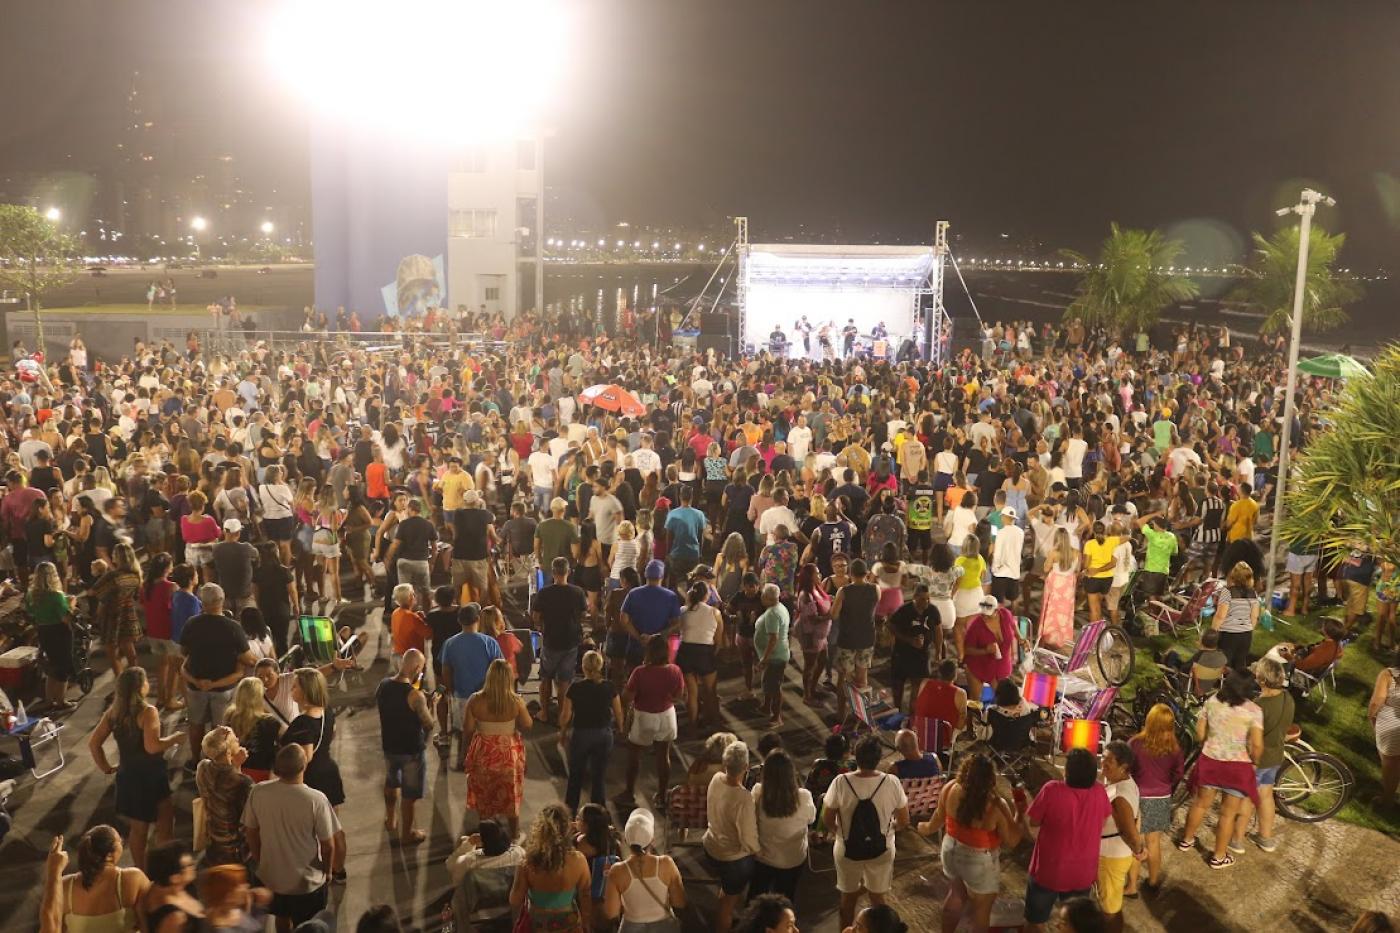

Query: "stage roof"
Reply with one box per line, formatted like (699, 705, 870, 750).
(745, 243, 936, 287)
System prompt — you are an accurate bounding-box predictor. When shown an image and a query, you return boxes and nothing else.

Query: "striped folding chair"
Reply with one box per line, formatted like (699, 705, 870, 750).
(662, 783, 709, 851)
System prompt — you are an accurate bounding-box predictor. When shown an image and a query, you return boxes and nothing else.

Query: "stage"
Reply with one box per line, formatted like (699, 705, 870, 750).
(739, 241, 941, 361)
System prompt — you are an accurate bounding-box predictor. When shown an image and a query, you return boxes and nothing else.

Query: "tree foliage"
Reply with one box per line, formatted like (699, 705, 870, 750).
(1060, 223, 1199, 335)
(0, 203, 78, 311)
(1280, 344, 1400, 568)
(1229, 225, 1361, 336)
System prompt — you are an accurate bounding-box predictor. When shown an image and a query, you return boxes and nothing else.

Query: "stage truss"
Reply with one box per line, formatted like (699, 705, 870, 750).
(681, 217, 954, 364)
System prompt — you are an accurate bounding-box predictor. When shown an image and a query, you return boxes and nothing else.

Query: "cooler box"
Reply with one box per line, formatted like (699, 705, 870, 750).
(0, 646, 40, 690)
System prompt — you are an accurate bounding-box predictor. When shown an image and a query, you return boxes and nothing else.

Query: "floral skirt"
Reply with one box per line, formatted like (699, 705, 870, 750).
(466, 732, 525, 818)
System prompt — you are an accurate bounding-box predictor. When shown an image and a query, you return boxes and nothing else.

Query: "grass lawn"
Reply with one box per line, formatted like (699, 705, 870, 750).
(1121, 600, 1399, 836)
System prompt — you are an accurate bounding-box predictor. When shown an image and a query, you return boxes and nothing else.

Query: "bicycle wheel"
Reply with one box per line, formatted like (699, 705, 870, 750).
(1275, 751, 1353, 822)
(1094, 624, 1135, 687)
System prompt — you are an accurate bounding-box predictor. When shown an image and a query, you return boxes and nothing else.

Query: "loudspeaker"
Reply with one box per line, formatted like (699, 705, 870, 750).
(700, 311, 731, 336)
(949, 317, 982, 356)
(697, 334, 733, 357)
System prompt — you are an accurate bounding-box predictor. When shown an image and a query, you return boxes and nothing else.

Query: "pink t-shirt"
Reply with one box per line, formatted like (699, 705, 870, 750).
(1027, 780, 1112, 892)
(180, 513, 220, 544)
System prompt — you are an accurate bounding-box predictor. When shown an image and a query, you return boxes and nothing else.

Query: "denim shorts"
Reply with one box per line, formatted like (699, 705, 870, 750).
(385, 750, 427, 799)
(707, 853, 754, 895)
(940, 835, 1000, 895)
(539, 645, 578, 683)
(1256, 764, 1281, 787)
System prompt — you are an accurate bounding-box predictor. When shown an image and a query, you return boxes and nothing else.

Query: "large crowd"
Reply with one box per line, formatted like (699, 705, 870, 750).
(1, 305, 1396, 933)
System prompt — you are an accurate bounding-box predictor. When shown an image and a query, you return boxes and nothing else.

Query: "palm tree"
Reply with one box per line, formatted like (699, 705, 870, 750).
(1060, 224, 1199, 336)
(1229, 225, 1361, 336)
(1281, 344, 1400, 568)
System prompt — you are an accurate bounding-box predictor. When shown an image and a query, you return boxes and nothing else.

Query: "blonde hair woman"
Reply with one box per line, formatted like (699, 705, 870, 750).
(559, 650, 625, 812)
(281, 667, 348, 879)
(195, 726, 253, 867)
(715, 532, 749, 602)
(1039, 526, 1079, 649)
(224, 676, 282, 782)
(609, 521, 641, 585)
(464, 658, 533, 838)
(26, 561, 75, 709)
(311, 484, 345, 604)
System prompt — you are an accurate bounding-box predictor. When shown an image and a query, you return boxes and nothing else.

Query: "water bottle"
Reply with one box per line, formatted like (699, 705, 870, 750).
(980, 684, 994, 706)
(14, 702, 25, 726)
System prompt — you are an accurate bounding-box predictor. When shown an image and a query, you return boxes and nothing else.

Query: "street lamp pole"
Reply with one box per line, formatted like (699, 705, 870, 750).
(1264, 188, 1334, 603)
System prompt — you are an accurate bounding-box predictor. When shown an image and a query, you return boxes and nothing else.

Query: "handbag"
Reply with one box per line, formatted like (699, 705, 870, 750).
(512, 904, 532, 933)
(192, 796, 209, 850)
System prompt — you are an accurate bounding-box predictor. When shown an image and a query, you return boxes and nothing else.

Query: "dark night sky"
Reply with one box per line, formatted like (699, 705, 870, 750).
(2, 0, 1399, 266)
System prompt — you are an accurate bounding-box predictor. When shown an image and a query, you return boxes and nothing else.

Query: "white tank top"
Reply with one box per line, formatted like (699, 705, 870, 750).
(619, 858, 670, 923)
(679, 604, 719, 645)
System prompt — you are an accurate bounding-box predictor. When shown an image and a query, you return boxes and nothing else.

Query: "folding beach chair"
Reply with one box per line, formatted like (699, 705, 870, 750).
(1143, 578, 1224, 636)
(662, 783, 709, 851)
(900, 776, 945, 824)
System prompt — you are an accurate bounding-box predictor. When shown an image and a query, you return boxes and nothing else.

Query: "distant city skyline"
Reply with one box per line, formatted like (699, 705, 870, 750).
(1, 1, 1398, 273)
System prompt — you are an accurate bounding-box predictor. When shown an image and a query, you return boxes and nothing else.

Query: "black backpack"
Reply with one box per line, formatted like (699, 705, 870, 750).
(841, 774, 889, 861)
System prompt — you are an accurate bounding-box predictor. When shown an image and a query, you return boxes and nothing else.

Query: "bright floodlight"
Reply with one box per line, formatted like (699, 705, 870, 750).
(44, 207, 61, 221)
(260, 221, 275, 234)
(190, 216, 208, 232)
(267, 0, 570, 142)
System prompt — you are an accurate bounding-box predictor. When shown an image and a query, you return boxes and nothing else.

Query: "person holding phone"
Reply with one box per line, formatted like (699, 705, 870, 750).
(376, 648, 435, 845)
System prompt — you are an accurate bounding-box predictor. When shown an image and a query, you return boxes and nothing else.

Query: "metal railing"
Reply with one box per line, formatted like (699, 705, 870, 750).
(187, 327, 513, 356)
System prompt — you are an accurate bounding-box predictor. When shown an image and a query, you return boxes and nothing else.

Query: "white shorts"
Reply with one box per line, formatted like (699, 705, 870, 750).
(450, 694, 470, 731)
(312, 540, 341, 559)
(953, 587, 984, 619)
(1286, 552, 1319, 574)
(186, 543, 215, 568)
(934, 598, 957, 631)
(833, 847, 894, 895)
(629, 707, 678, 746)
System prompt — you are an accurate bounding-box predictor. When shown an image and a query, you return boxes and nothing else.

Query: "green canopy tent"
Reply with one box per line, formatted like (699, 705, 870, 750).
(1297, 352, 1369, 380)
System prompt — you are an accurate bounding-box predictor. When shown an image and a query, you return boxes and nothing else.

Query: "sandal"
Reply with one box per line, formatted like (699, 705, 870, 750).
(1207, 854, 1235, 869)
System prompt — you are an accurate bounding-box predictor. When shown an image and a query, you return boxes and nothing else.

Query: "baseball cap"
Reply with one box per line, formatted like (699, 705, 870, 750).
(1000, 506, 1018, 519)
(223, 518, 243, 534)
(977, 595, 999, 612)
(644, 559, 666, 580)
(624, 809, 655, 849)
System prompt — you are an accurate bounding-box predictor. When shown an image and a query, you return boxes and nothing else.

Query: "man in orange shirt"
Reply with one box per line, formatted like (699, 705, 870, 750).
(391, 583, 434, 684)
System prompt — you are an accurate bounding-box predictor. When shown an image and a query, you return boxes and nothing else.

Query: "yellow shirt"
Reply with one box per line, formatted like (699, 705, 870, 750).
(1083, 536, 1119, 578)
(439, 470, 474, 511)
(1225, 498, 1259, 542)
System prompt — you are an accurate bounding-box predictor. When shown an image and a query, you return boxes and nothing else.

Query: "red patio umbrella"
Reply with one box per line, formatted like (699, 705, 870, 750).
(578, 384, 646, 416)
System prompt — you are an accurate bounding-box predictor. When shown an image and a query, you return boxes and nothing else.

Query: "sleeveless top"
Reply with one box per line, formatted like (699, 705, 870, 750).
(114, 715, 162, 771)
(64, 871, 136, 933)
(945, 810, 1000, 850)
(619, 858, 671, 923)
(377, 678, 426, 756)
(476, 717, 517, 736)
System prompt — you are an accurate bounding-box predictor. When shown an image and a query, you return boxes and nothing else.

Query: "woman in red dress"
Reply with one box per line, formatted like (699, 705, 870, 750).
(464, 659, 533, 838)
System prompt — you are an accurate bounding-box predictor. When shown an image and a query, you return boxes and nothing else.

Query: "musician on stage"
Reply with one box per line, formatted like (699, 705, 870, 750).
(795, 315, 813, 355)
(842, 318, 858, 356)
(818, 321, 835, 361)
(872, 320, 888, 342)
(768, 325, 788, 356)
